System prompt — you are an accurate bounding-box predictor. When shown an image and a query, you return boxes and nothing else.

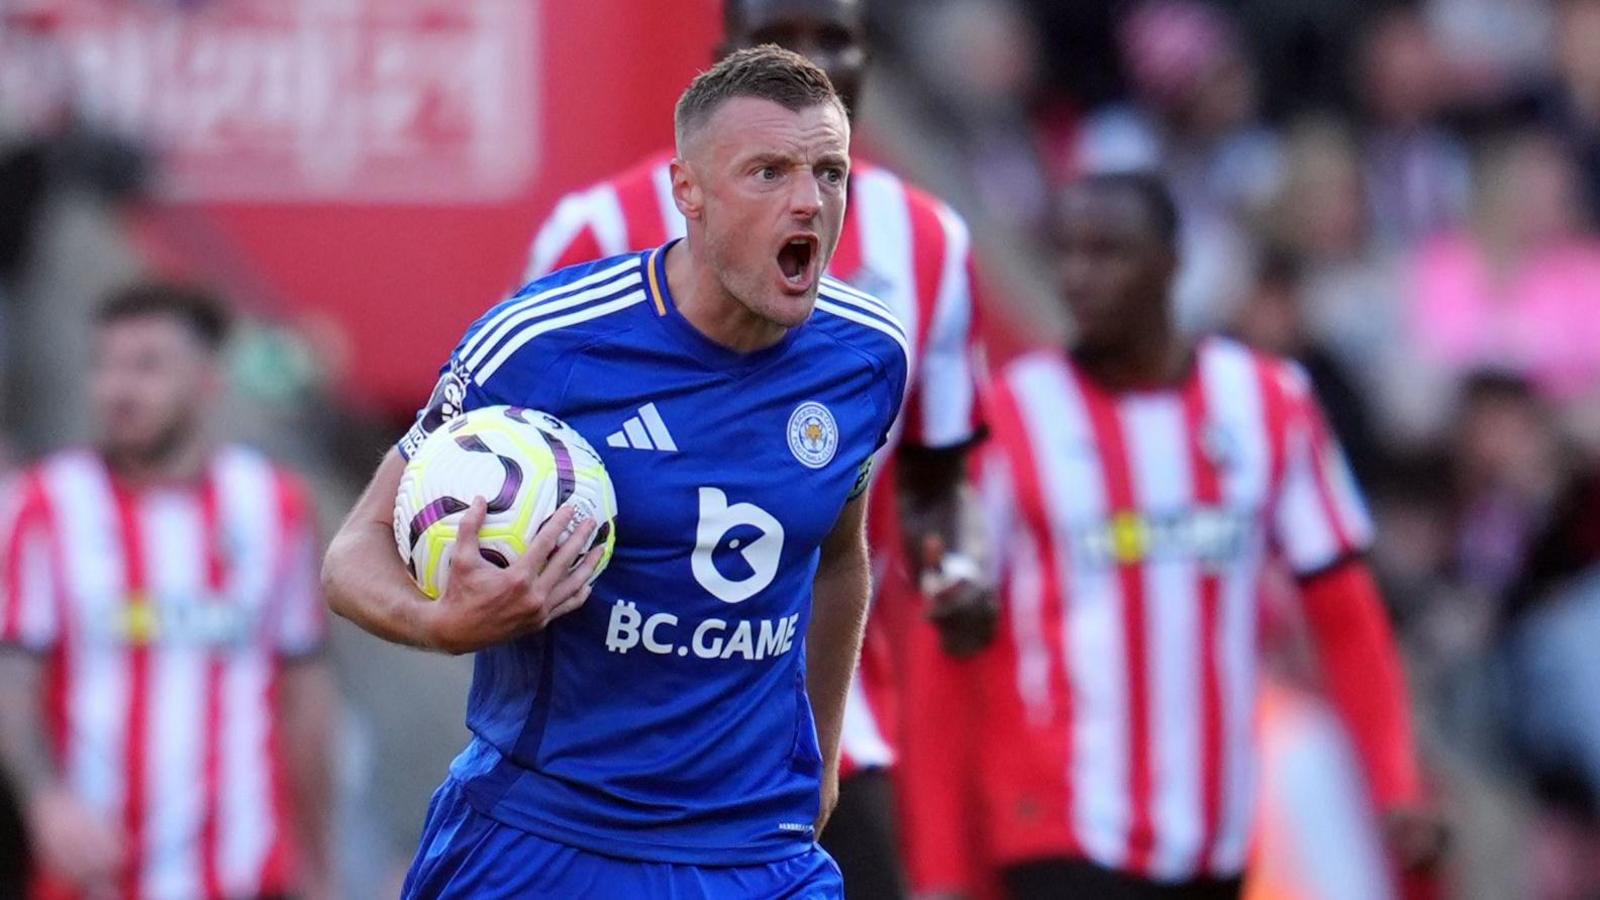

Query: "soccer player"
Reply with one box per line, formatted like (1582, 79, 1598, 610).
(524, 4, 990, 894)
(964, 174, 1439, 899)
(322, 47, 906, 897)
(0, 282, 336, 900)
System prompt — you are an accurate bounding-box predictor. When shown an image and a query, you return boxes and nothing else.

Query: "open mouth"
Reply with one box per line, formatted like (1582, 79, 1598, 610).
(776, 235, 819, 291)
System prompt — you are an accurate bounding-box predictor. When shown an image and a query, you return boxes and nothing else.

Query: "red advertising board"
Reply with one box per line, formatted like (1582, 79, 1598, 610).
(1, 0, 720, 414)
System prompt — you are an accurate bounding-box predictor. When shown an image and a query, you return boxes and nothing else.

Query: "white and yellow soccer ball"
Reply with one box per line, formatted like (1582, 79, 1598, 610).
(394, 406, 617, 599)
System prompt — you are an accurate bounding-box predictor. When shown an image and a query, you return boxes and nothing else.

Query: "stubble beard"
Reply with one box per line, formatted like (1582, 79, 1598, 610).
(100, 410, 200, 475)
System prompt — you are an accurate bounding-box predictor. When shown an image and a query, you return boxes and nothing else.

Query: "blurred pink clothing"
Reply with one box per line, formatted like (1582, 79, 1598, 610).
(1409, 234, 1600, 399)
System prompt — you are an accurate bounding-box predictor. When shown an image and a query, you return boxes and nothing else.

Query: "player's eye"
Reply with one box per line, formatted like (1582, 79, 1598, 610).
(756, 166, 780, 182)
(820, 167, 845, 186)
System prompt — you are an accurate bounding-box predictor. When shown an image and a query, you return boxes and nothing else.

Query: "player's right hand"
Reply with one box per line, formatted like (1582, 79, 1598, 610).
(422, 498, 604, 654)
(27, 783, 123, 890)
(1385, 805, 1450, 873)
(920, 536, 998, 657)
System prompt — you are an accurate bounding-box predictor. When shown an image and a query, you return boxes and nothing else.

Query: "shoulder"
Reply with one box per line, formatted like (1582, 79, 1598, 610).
(811, 276, 910, 382)
(31, 449, 106, 501)
(462, 251, 652, 385)
(208, 447, 321, 537)
(1202, 338, 1317, 417)
(596, 151, 673, 196)
(555, 152, 670, 203)
(2, 457, 67, 525)
(213, 445, 314, 516)
(899, 175, 970, 238)
(507, 248, 647, 302)
(3, 449, 111, 530)
(528, 152, 674, 272)
(853, 163, 972, 251)
(542, 153, 671, 222)
(611, 151, 674, 193)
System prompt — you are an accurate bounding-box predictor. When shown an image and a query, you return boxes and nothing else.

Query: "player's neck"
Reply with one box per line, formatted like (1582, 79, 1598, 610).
(101, 433, 212, 489)
(665, 241, 789, 354)
(1071, 319, 1190, 393)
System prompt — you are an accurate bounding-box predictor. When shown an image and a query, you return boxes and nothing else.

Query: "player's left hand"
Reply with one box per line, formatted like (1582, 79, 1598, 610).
(1384, 805, 1449, 873)
(919, 536, 998, 657)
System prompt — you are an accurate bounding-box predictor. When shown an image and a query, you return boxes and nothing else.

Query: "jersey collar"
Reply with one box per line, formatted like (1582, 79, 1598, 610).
(647, 238, 804, 373)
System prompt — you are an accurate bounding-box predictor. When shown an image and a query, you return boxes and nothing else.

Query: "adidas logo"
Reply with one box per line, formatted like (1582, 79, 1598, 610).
(606, 403, 678, 452)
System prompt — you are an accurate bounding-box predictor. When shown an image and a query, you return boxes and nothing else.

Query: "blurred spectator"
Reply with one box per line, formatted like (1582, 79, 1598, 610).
(1267, 120, 1370, 264)
(901, 0, 1055, 226)
(1454, 374, 1568, 603)
(1076, 0, 1278, 331)
(1225, 0, 1367, 118)
(1404, 374, 1565, 756)
(1373, 374, 1578, 899)
(1013, 0, 1123, 108)
(1399, 374, 1563, 666)
(1264, 119, 1427, 448)
(1403, 132, 1600, 433)
(1355, 8, 1472, 248)
(1489, 380, 1600, 899)
(1426, 0, 1555, 109)
(1536, 0, 1600, 228)
(1231, 251, 1384, 485)
(0, 118, 149, 452)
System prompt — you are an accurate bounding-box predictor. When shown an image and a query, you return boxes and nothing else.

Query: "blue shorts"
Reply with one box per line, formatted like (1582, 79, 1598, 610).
(402, 779, 845, 899)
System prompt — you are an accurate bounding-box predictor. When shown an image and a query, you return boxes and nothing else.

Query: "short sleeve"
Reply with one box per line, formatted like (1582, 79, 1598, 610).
(397, 303, 562, 459)
(900, 207, 985, 451)
(0, 475, 60, 653)
(878, 336, 911, 454)
(269, 474, 327, 659)
(846, 456, 875, 501)
(1271, 365, 1374, 576)
(398, 355, 485, 459)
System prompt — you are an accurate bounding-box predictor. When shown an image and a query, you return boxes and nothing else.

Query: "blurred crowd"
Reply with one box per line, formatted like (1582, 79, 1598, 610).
(3, 0, 1600, 898)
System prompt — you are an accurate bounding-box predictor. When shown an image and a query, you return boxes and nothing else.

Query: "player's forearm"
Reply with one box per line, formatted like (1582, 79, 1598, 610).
(0, 651, 58, 803)
(805, 540, 872, 773)
(322, 450, 446, 652)
(322, 520, 439, 651)
(279, 660, 337, 890)
(1301, 561, 1423, 808)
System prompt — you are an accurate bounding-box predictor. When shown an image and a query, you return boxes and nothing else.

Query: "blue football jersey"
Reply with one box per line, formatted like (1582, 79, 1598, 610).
(398, 241, 908, 864)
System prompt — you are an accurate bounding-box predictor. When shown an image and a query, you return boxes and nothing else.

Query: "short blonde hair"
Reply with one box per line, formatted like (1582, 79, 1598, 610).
(674, 44, 842, 146)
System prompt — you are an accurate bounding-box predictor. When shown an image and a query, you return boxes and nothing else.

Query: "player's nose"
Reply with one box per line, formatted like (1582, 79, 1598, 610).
(787, 176, 822, 219)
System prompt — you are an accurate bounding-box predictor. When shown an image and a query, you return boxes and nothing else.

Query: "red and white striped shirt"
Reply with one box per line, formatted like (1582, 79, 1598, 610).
(0, 446, 325, 900)
(525, 152, 984, 775)
(978, 338, 1372, 882)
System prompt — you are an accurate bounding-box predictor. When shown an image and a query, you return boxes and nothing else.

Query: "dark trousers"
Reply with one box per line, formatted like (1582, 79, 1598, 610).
(1004, 859, 1244, 900)
(818, 768, 908, 900)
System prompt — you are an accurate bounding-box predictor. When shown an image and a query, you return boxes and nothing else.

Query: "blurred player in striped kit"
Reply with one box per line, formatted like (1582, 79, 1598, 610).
(943, 174, 1444, 899)
(0, 282, 336, 900)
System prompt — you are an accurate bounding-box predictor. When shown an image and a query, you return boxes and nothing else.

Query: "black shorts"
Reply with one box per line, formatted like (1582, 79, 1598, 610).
(818, 768, 908, 900)
(1003, 858, 1243, 900)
